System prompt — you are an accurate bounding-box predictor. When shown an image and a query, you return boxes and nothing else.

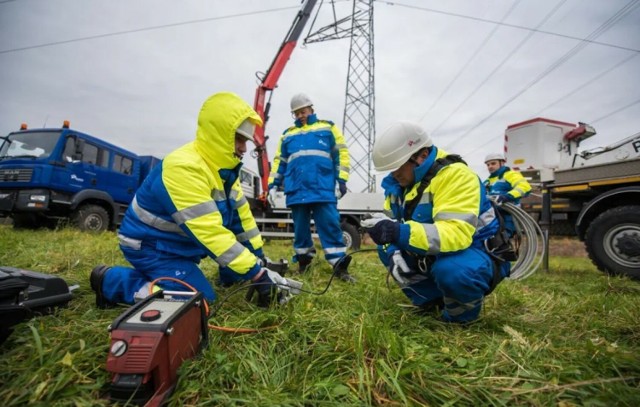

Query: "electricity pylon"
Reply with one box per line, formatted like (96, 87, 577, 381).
(305, 0, 376, 192)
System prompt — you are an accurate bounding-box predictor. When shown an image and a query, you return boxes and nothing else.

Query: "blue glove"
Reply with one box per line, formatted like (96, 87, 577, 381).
(496, 194, 514, 204)
(336, 181, 348, 199)
(365, 219, 400, 245)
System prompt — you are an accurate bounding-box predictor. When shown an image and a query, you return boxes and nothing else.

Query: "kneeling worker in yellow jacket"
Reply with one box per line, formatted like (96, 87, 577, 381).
(90, 92, 287, 309)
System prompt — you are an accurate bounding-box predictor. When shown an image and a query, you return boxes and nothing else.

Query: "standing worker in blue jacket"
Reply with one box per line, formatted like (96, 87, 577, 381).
(483, 153, 532, 235)
(90, 92, 289, 309)
(267, 93, 355, 283)
(361, 122, 510, 323)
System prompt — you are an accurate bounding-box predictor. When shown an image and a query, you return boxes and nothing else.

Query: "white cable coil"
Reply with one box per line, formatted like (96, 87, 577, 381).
(500, 202, 546, 280)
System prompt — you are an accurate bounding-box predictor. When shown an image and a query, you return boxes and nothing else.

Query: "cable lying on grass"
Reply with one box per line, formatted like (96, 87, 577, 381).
(210, 249, 379, 317)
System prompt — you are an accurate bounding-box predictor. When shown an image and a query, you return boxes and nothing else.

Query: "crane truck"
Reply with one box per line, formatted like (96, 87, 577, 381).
(247, 0, 383, 249)
(505, 117, 640, 280)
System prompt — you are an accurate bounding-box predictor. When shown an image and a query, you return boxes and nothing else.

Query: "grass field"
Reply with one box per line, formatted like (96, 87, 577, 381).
(1, 225, 639, 406)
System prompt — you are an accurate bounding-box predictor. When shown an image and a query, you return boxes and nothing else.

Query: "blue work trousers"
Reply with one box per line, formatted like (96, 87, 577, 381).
(400, 246, 510, 323)
(102, 244, 216, 305)
(291, 203, 346, 266)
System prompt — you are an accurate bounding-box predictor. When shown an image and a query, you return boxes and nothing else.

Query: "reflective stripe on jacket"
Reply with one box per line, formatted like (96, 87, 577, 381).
(383, 147, 499, 256)
(118, 92, 264, 278)
(484, 166, 532, 204)
(269, 114, 350, 205)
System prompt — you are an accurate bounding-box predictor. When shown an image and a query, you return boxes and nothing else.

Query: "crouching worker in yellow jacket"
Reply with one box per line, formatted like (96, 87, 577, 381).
(90, 92, 288, 309)
(362, 122, 511, 323)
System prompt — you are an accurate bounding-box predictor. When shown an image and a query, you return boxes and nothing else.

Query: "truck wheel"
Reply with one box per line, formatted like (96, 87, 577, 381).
(585, 205, 640, 280)
(73, 204, 109, 232)
(341, 222, 361, 250)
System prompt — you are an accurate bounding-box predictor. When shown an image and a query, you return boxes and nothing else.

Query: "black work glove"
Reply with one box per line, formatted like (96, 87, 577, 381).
(365, 219, 400, 245)
(252, 269, 285, 308)
(336, 181, 348, 199)
(496, 194, 514, 204)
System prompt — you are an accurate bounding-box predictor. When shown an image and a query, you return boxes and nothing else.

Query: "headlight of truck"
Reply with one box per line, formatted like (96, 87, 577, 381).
(30, 194, 47, 202)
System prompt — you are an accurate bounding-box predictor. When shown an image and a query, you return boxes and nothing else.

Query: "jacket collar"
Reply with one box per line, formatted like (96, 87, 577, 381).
(490, 165, 509, 178)
(294, 113, 318, 127)
(414, 146, 438, 183)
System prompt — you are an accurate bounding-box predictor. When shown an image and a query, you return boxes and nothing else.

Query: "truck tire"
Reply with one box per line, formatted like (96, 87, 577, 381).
(584, 205, 640, 280)
(341, 222, 361, 250)
(72, 204, 109, 232)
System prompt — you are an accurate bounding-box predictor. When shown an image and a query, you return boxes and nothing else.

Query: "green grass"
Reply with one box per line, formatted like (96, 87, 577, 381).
(1, 225, 639, 406)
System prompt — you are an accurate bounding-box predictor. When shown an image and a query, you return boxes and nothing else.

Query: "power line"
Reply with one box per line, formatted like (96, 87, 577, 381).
(433, 0, 567, 139)
(0, 5, 300, 55)
(459, 97, 640, 160)
(415, 0, 523, 125)
(377, 0, 640, 53)
(534, 53, 640, 116)
(591, 98, 640, 124)
(448, 0, 640, 152)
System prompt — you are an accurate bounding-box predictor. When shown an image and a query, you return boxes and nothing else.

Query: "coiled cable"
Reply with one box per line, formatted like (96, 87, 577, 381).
(500, 202, 546, 280)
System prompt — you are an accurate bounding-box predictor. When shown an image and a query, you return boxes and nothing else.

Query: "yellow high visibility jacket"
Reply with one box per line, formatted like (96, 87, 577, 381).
(483, 166, 532, 204)
(383, 147, 498, 256)
(118, 92, 265, 277)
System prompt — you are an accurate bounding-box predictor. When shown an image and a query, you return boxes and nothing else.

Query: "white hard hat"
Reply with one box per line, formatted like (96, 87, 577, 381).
(236, 118, 256, 142)
(290, 93, 313, 112)
(484, 153, 505, 163)
(372, 121, 433, 172)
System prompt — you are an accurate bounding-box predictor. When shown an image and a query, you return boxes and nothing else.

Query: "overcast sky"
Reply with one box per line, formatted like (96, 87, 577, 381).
(1, 0, 639, 192)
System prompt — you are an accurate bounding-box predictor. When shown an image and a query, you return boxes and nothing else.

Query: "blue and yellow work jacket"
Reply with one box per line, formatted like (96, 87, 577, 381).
(382, 147, 499, 258)
(268, 114, 350, 206)
(118, 92, 264, 279)
(483, 166, 532, 204)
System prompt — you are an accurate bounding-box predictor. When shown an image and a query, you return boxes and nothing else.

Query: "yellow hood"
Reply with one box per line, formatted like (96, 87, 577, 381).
(195, 92, 262, 171)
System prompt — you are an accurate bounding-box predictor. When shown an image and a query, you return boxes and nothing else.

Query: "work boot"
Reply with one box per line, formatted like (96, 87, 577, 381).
(90, 265, 116, 309)
(333, 255, 356, 283)
(297, 255, 313, 274)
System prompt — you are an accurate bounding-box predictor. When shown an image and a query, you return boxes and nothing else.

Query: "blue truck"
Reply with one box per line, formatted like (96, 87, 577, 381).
(0, 121, 160, 231)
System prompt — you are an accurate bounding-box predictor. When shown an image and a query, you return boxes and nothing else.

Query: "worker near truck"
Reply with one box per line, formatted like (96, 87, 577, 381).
(483, 153, 532, 235)
(90, 92, 289, 309)
(267, 93, 355, 283)
(361, 122, 510, 323)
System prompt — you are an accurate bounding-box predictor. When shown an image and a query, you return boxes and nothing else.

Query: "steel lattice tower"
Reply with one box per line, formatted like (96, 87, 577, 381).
(305, 0, 376, 192)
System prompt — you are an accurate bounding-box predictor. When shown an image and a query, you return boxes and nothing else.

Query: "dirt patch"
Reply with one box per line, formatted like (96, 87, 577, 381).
(548, 236, 587, 258)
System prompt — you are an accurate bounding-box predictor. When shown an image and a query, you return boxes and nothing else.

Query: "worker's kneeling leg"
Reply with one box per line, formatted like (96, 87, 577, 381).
(123, 247, 216, 302)
(101, 265, 146, 305)
(432, 248, 493, 323)
(140, 260, 216, 302)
